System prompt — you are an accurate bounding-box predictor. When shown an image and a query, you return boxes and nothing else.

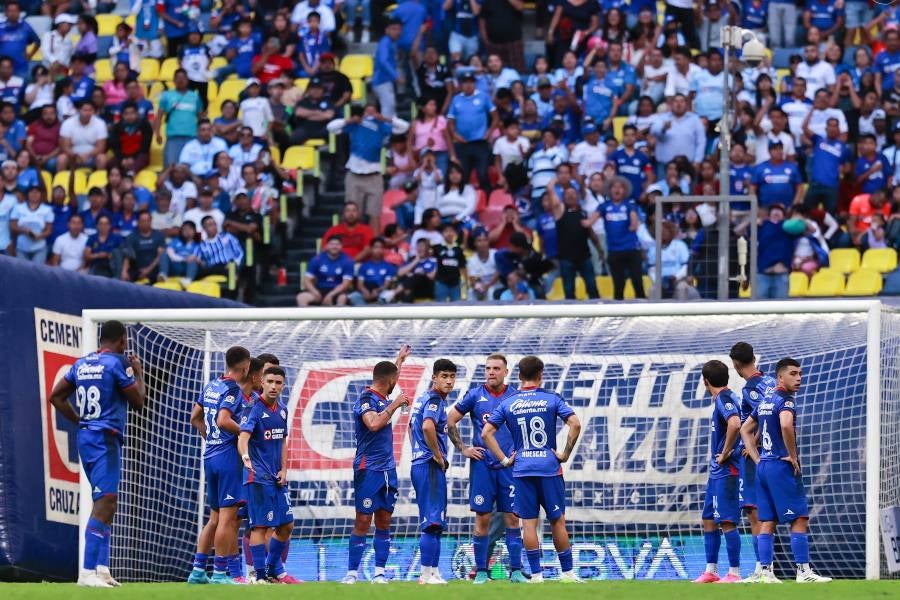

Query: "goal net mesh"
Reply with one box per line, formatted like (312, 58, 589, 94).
(98, 308, 900, 582)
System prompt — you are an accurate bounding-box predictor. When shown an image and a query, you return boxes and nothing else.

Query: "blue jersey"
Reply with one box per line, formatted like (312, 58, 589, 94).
(708, 388, 741, 479)
(752, 160, 802, 207)
(197, 376, 244, 459)
(537, 213, 558, 258)
(410, 389, 448, 466)
(358, 260, 397, 290)
(353, 387, 397, 471)
(753, 388, 797, 461)
(64, 350, 136, 438)
(810, 134, 851, 186)
(610, 149, 649, 201)
(582, 75, 615, 123)
(240, 398, 288, 486)
(605, 62, 637, 98)
(453, 384, 517, 469)
(805, 0, 843, 30)
(875, 49, 900, 92)
(741, 371, 776, 423)
(487, 386, 575, 478)
(856, 154, 891, 193)
(741, 0, 769, 29)
(306, 251, 354, 291)
(599, 199, 641, 252)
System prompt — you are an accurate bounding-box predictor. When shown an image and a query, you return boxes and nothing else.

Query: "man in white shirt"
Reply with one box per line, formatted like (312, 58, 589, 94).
(640, 47, 669, 104)
(755, 106, 797, 164)
(778, 77, 813, 146)
(796, 44, 836, 100)
(182, 188, 225, 239)
(569, 121, 607, 183)
(492, 118, 530, 187)
(50, 212, 87, 271)
(228, 126, 264, 168)
(806, 88, 848, 140)
(162, 164, 198, 217)
(665, 47, 701, 100)
(290, 0, 337, 33)
(239, 79, 274, 141)
(178, 119, 228, 177)
(59, 102, 108, 169)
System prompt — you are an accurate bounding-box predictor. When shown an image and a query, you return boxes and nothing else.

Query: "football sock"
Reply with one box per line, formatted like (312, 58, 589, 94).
(374, 529, 391, 568)
(557, 547, 573, 573)
(473, 535, 489, 571)
(505, 529, 523, 570)
(348, 534, 367, 571)
(724, 529, 741, 568)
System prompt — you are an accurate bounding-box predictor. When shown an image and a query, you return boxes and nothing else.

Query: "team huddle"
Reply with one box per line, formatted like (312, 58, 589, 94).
(50, 322, 833, 586)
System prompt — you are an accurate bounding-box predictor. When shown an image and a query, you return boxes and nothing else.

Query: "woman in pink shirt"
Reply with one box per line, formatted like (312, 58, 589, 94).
(408, 99, 454, 175)
(102, 62, 129, 107)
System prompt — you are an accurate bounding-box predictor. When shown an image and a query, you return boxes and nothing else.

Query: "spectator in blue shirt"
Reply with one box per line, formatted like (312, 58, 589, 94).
(856, 133, 891, 194)
(68, 54, 95, 106)
(297, 235, 355, 306)
(392, 0, 428, 53)
(159, 221, 201, 283)
(875, 29, 900, 95)
(595, 176, 645, 300)
(802, 112, 852, 213)
(161, 0, 195, 58)
(740, 0, 769, 32)
(803, 0, 844, 41)
(750, 141, 803, 208)
(349, 237, 398, 305)
(605, 42, 637, 115)
(609, 124, 650, 201)
(579, 60, 617, 130)
(372, 18, 404, 118)
(447, 71, 498, 191)
(0, 2, 40, 78)
(0, 58, 24, 111)
(756, 204, 804, 299)
(395, 237, 437, 302)
(0, 103, 26, 163)
(214, 18, 260, 84)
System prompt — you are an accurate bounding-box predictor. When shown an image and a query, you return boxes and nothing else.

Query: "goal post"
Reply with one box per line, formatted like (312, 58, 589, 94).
(79, 300, 899, 581)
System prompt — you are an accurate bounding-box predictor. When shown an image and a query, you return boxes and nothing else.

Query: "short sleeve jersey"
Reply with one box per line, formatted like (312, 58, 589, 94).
(752, 388, 797, 461)
(410, 389, 448, 465)
(64, 349, 136, 438)
(487, 386, 575, 478)
(240, 399, 288, 485)
(353, 387, 397, 471)
(196, 376, 244, 459)
(708, 388, 741, 478)
(453, 383, 517, 469)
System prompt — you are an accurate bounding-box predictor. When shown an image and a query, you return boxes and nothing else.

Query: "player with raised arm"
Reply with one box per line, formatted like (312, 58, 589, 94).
(342, 345, 412, 585)
(730, 341, 776, 581)
(482, 356, 583, 584)
(409, 359, 457, 585)
(447, 354, 526, 584)
(740, 358, 832, 584)
(187, 346, 251, 585)
(693, 360, 744, 584)
(49, 320, 145, 588)
(238, 366, 301, 584)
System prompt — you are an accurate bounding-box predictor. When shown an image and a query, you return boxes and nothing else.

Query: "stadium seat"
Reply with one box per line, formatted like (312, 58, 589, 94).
(147, 81, 170, 104)
(294, 78, 309, 92)
(52, 170, 88, 197)
(218, 79, 246, 103)
(94, 59, 113, 83)
(206, 81, 219, 103)
(281, 146, 318, 174)
(203, 275, 228, 284)
(97, 14, 123, 36)
(159, 58, 179, 82)
(153, 280, 184, 291)
(612, 116, 627, 142)
(789, 271, 808, 297)
(137, 58, 160, 83)
(135, 170, 158, 191)
(861, 248, 898, 273)
(829, 248, 861, 274)
(806, 269, 846, 297)
(125, 14, 136, 30)
(340, 54, 373, 79)
(269, 146, 281, 165)
(596, 275, 613, 299)
(843, 269, 883, 296)
(350, 78, 365, 102)
(87, 170, 108, 191)
(40, 170, 52, 194)
(186, 280, 221, 298)
(547, 277, 565, 300)
(210, 56, 228, 72)
(304, 139, 327, 147)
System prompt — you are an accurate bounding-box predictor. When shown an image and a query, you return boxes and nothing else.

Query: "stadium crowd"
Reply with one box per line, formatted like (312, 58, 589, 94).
(0, 0, 899, 304)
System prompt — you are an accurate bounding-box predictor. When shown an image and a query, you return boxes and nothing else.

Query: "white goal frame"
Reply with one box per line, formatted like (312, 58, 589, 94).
(79, 299, 886, 580)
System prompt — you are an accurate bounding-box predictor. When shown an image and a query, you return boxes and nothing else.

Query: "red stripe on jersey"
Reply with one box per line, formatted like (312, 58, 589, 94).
(486, 385, 508, 398)
(729, 464, 739, 476)
(366, 387, 387, 401)
(247, 470, 255, 483)
(359, 455, 367, 470)
(520, 385, 539, 391)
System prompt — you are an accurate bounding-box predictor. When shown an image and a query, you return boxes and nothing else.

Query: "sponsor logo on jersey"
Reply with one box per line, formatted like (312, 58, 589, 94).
(428, 403, 438, 411)
(785, 400, 795, 409)
(125, 367, 134, 378)
(725, 403, 734, 410)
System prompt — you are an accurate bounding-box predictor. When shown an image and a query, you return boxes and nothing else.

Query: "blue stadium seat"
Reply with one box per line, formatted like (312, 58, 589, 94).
(772, 47, 802, 69)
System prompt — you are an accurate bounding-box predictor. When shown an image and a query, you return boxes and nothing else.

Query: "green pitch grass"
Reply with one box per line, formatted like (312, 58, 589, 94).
(2, 581, 899, 599)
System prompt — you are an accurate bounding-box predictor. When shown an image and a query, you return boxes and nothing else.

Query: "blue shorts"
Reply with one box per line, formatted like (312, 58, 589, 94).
(78, 428, 121, 501)
(757, 459, 809, 523)
(411, 461, 447, 532)
(353, 468, 399, 514)
(205, 451, 244, 511)
(702, 475, 740, 525)
(740, 456, 758, 509)
(470, 460, 516, 514)
(246, 483, 293, 529)
(514, 475, 565, 520)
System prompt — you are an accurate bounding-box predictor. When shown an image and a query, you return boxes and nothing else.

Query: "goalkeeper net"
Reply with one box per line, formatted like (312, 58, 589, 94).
(80, 302, 900, 582)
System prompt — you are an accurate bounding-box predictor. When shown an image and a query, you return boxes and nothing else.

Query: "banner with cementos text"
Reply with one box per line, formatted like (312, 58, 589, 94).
(0, 256, 241, 581)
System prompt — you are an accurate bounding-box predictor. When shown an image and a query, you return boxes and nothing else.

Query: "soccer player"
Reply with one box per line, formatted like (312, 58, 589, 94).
(409, 359, 458, 585)
(740, 358, 832, 583)
(342, 345, 412, 584)
(729, 341, 777, 580)
(447, 354, 526, 584)
(693, 360, 743, 583)
(49, 320, 145, 588)
(482, 356, 582, 584)
(187, 346, 251, 585)
(238, 366, 301, 584)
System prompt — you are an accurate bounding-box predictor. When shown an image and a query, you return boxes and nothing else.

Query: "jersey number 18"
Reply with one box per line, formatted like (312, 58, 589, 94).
(517, 416, 548, 450)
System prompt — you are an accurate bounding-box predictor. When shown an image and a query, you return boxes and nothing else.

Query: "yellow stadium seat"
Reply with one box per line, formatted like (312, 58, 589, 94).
(187, 280, 221, 297)
(149, 143, 164, 170)
(40, 170, 52, 193)
(828, 248, 861, 274)
(304, 138, 326, 147)
(52, 170, 87, 196)
(340, 54, 373, 79)
(94, 59, 113, 83)
(210, 56, 228, 71)
(153, 280, 184, 291)
(218, 79, 246, 103)
(135, 169, 158, 191)
(806, 269, 846, 297)
(87, 170, 108, 191)
(612, 116, 627, 142)
(596, 275, 613, 299)
(739, 283, 751, 298)
(159, 57, 179, 82)
(147, 81, 169, 104)
(282, 146, 318, 173)
(32, 47, 43, 61)
(789, 271, 808, 297)
(350, 78, 365, 101)
(844, 269, 883, 296)
(206, 80, 219, 103)
(269, 146, 281, 165)
(124, 14, 136, 29)
(547, 277, 564, 300)
(861, 248, 898, 273)
(207, 101, 222, 120)
(203, 275, 228, 284)
(97, 14, 123, 36)
(623, 276, 651, 299)
(137, 58, 160, 83)
(294, 78, 309, 92)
